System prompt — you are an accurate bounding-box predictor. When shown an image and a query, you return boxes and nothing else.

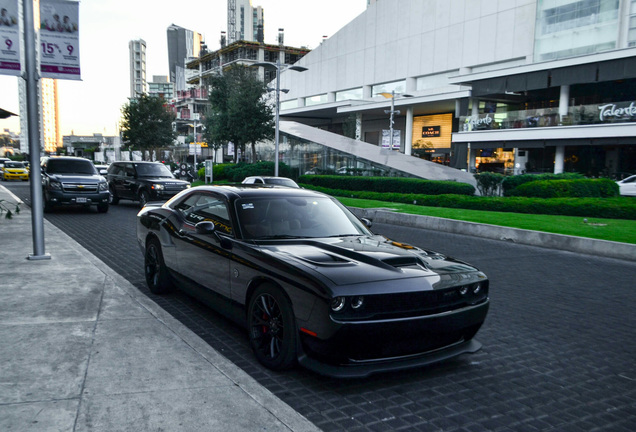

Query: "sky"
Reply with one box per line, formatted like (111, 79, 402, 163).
(1, 0, 367, 137)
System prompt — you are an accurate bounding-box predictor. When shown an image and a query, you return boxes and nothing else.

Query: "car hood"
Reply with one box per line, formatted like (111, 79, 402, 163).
(46, 174, 102, 183)
(259, 235, 483, 289)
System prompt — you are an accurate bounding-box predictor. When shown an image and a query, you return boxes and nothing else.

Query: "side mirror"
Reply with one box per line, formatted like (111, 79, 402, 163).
(195, 221, 215, 235)
(195, 221, 232, 249)
(360, 217, 373, 229)
(99, 169, 107, 175)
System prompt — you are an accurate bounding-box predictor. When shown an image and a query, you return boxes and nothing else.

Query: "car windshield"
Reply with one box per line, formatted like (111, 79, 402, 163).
(46, 159, 96, 175)
(236, 196, 370, 240)
(265, 178, 299, 188)
(134, 163, 173, 177)
(5, 162, 24, 168)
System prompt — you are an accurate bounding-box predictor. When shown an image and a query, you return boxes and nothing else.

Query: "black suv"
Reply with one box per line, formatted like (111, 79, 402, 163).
(41, 157, 110, 213)
(107, 161, 190, 207)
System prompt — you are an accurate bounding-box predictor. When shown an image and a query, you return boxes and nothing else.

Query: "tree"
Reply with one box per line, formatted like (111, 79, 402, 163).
(120, 94, 176, 159)
(204, 66, 274, 163)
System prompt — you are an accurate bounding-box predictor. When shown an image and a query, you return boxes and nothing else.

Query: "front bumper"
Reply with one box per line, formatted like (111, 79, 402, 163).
(3, 172, 29, 180)
(46, 190, 110, 206)
(297, 300, 489, 378)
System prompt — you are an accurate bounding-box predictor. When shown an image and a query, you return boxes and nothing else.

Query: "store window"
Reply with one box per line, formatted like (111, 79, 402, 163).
(372, 80, 406, 96)
(336, 88, 363, 101)
(305, 94, 328, 106)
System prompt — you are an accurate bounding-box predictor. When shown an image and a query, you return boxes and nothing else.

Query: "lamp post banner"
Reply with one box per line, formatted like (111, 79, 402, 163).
(0, 0, 20, 76)
(39, 0, 80, 80)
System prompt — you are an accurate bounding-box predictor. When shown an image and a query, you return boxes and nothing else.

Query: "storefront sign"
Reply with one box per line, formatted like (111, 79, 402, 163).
(0, 0, 20, 76)
(598, 102, 636, 122)
(422, 126, 441, 137)
(465, 114, 493, 129)
(39, 0, 81, 80)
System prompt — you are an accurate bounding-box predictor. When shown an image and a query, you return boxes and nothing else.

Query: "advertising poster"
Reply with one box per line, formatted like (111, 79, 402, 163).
(381, 129, 401, 150)
(40, 0, 80, 80)
(0, 0, 20, 76)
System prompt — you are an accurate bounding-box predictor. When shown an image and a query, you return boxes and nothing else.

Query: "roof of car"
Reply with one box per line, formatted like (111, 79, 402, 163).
(186, 184, 325, 200)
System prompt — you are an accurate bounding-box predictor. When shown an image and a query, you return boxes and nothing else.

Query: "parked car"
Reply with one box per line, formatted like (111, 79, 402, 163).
(617, 175, 636, 196)
(136, 185, 490, 378)
(107, 161, 191, 207)
(41, 156, 110, 213)
(241, 176, 300, 188)
(1, 161, 29, 181)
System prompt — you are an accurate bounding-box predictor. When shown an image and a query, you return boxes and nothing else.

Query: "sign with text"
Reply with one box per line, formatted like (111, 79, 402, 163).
(381, 129, 401, 150)
(0, 0, 20, 76)
(40, 0, 81, 80)
(422, 126, 441, 137)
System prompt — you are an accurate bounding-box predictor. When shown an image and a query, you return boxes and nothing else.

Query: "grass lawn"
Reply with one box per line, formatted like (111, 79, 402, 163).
(337, 197, 636, 245)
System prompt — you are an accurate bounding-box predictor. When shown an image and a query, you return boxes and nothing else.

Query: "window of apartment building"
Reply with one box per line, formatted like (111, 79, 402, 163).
(535, 0, 619, 61)
(336, 88, 363, 101)
(372, 80, 406, 96)
(305, 94, 328, 106)
(629, 0, 636, 46)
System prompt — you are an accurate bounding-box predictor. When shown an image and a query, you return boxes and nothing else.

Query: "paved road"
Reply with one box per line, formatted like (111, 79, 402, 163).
(8, 181, 636, 432)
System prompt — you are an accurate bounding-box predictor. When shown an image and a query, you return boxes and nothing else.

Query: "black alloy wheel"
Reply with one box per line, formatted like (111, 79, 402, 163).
(43, 192, 54, 213)
(144, 238, 173, 294)
(247, 284, 297, 371)
(139, 190, 150, 208)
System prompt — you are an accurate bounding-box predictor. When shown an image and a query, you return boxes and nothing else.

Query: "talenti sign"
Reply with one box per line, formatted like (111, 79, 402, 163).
(598, 102, 636, 122)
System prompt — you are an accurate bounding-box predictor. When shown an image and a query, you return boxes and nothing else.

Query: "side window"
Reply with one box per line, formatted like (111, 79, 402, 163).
(174, 193, 233, 236)
(124, 164, 135, 177)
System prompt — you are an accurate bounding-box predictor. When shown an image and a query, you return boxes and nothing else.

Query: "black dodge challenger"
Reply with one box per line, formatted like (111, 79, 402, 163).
(136, 185, 489, 378)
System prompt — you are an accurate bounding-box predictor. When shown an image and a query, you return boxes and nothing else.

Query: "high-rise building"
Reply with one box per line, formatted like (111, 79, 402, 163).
(148, 75, 174, 100)
(18, 77, 60, 154)
(227, 0, 264, 44)
(129, 39, 147, 98)
(167, 24, 203, 92)
(40, 78, 60, 153)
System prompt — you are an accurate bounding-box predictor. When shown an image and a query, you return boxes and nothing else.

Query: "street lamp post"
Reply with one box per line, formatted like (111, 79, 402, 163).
(252, 59, 307, 176)
(380, 91, 413, 152)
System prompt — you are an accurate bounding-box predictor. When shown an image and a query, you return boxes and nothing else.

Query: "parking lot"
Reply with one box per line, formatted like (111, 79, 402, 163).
(6, 181, 636, 432)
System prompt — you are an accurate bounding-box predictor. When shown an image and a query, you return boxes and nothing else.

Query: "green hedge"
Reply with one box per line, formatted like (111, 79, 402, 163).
(302, 185, 636, 220)
(298, 175, 475, 196)
(501, 172, 585, 196)
(223, 161, 293, 182)
(511, 178, 619, 198)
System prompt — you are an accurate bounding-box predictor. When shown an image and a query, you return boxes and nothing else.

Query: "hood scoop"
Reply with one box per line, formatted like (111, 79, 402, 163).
(381, 255, 428, 270)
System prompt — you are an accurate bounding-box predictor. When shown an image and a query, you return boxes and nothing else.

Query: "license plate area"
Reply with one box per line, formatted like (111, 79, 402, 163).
(76, 197, 87, 203)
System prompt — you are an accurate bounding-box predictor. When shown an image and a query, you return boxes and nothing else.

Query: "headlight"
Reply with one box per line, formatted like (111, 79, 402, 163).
(351, 296, 364, 309)
(459, 286, 469, 296)
(98, 182, 108, 191)
(473, 283, 482, 294)
(330, 297, 346, 312)
(185, 184, 191, 188)
(152, 183, 165, 191)
(49, 181, 62, 190)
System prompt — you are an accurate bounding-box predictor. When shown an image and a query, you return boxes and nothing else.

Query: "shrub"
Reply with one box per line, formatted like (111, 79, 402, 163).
(224, 161, 294, 182)
(298, 175, 475, 196)
(511, 178, 619, 198)
(474, 172, 505, 196)
(301, 184, 636, 220)
(501, 172, 585, 196)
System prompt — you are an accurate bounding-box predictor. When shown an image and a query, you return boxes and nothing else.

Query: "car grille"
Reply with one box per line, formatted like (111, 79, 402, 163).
(163, 183, 189, 192)
(62, 183, 98, 193)
(335, 281, 489, 321)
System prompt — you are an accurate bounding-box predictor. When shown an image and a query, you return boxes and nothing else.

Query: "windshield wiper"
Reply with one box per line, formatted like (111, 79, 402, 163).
(256, 235, 304, 240)
(326, 233, 362, 238)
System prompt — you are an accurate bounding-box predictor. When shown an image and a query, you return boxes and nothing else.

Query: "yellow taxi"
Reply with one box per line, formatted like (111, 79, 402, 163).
(1, 161, 29, 181)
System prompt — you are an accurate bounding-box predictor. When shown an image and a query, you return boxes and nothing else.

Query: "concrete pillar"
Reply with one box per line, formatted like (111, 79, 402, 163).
(327, 92, 336, 103)
(559, 85, 570, 123)
(405, 107, 414, 156)
(468, 143, 477, 173)
(554, 145, 565, 174)
(471, 99, 479, 116)
(363, 85, 372, 99)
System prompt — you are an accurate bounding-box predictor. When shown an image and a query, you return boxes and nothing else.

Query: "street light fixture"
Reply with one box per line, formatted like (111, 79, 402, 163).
(252, 59, 307, 176)
(379, 91, 412, 151)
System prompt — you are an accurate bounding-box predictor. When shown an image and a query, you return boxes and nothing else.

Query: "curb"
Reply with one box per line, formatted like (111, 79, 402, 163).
(350, 207, 636, 262)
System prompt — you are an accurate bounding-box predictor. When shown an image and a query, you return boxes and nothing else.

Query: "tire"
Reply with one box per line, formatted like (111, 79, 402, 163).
(97, 203, 109, 213)
(43, 192, 54, 213)
(247, 284, 297, 371)
(144, 238, 173, 294)
(139, 189, 150, 207)
(109, 185, 119, 204)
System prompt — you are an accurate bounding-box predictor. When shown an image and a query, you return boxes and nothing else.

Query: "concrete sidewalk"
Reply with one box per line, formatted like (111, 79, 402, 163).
(0, 185, 320, 432)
